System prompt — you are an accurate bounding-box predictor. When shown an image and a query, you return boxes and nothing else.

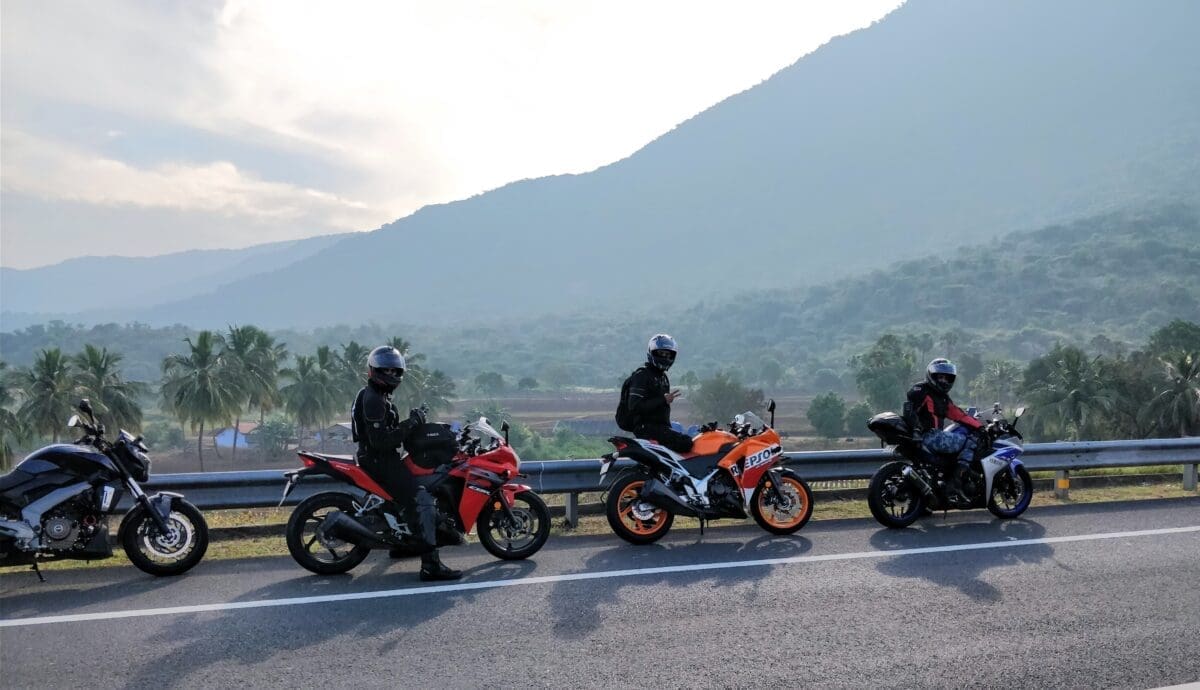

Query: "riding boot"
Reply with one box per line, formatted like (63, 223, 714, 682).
(945, 460, 971, 504)
(419, 550, 463, 581)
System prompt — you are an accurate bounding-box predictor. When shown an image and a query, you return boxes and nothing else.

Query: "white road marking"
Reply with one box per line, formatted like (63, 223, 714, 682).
(3, 525, 1197, 628)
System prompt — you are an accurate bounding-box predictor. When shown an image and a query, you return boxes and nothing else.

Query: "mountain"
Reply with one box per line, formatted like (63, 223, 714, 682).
(0, 234, 347, 329)
(4, 205, 1197, 389)
(4, 0, 1199, 329)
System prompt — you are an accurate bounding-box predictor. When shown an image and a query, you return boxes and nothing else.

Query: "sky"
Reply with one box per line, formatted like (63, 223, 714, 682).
(0, 1, 901, 269)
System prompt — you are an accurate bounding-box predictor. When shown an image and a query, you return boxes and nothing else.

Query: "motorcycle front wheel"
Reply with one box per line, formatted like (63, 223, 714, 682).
(605, 475, 674, 545)
(120, 499, 209, 576)
(477, 490, 551, 560)
(867, 461, 926, 529)
(286, 492, 371, 575)
(751, 470, 814, 535)
(988, 465, 1034, 519)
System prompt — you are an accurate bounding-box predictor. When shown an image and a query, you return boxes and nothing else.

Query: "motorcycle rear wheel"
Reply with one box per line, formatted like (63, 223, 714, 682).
(868, 461, 925, 529)
(286, 492, 371, 575)
(477, 491, 551, 560)
(751, 470, 814, 535)
(606, 475, 674, 545)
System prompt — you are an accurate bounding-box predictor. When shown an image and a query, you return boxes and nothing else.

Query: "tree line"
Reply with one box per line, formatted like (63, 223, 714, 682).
(807, 320, 1200, 441)
(0, 326, 455, 470)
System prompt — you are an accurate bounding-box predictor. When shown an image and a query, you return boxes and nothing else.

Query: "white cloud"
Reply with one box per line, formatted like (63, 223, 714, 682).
(1, 1, 902, 267)
(1, 129, 380, 230)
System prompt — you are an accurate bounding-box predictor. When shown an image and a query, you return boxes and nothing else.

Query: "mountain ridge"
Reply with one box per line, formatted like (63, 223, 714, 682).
(4, 0, 1198, 329)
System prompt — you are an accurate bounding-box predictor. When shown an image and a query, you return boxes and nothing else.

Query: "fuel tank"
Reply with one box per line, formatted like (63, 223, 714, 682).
(1, 444, 118, 508)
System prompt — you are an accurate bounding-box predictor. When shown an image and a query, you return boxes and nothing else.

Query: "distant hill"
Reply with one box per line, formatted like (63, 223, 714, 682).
(4, 205, 1198, 389)
(0, 234, 348, 329)
(4, 0, 1199, 328)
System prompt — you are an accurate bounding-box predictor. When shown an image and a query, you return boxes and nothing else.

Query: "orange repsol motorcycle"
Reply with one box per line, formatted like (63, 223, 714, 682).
(599, 402, 813, 544)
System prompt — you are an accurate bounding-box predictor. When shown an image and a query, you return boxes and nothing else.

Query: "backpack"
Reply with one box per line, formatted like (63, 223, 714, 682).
(614, 369, 642, 432)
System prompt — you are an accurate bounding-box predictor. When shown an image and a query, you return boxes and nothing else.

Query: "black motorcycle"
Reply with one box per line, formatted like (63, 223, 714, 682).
(865, 405, 1033, 528)
(0, 400, 209, 578)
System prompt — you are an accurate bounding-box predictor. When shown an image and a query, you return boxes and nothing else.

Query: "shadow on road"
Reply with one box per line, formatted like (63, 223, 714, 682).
(119, 555, 539, 689)
(548, 533, 812, 639)
(868, 518, 1053, 602)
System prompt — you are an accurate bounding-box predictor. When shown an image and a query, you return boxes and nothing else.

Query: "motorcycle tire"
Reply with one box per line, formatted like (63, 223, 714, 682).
(750, 470, 814, 535)
(286, 492, 371, 575)
(120, 499, 209, 577)
(605, 474, 674, 545)
(868, 461, 926, 529)
(987, 465, 1034, 519)
(477, 490, 551, 560)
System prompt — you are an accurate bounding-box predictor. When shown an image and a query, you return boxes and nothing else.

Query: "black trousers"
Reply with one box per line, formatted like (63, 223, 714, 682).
(634, 424, 694, 454)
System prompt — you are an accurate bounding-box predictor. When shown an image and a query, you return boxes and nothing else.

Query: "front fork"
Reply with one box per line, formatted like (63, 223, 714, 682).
(127, 480, 177, 534)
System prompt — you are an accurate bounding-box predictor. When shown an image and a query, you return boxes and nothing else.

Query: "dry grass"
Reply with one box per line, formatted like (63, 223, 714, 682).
(4, 481, 1193, 574)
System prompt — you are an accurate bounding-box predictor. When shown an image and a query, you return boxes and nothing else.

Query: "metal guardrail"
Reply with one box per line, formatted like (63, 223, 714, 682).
(131, 438, 1200, 517)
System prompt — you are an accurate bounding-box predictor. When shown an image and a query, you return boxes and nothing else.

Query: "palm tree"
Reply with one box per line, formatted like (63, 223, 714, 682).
(250, 330, 288, 426)
(337, 341, 371, 397)
(1143, 352, 1200, 437)
(16, 349, 77, 444)
(969, 359, 1023, 409)
(1, 360, 28, 469)
(161, 331, 242, 471)
(1022, 345, 1111, 441)
(280, 355, 340, 448)
(72, 345, 147, 433)
(223, 325, 278, 464)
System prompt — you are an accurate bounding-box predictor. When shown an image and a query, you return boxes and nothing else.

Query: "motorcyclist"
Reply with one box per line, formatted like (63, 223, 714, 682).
(623, 334, 694, 454)
(905, 358, 983, 503)
(351, 345, 462, 581)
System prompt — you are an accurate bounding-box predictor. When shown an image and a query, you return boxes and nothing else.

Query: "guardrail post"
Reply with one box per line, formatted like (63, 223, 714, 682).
(1055, 470, 1070, 500)
(564, 492, 579, 528)
(1184, 464, 1198, 492)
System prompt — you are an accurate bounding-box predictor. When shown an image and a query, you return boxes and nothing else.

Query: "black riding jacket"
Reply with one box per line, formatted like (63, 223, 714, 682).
(626, 366, 673, 428)
(351, 381, 419, 465)
(905, 381, 982, 434)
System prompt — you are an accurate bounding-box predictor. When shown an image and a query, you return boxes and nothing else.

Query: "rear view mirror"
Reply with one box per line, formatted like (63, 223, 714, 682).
(67, 415, 80, 428)
(78, 399, 94, 416)
(767, 399, 776, 428)
(1014, 407, 1026, 419)
(501, 421, 511, 445)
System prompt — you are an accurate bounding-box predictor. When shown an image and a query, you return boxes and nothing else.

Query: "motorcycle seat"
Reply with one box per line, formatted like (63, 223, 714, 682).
(304, 452, 356, 465)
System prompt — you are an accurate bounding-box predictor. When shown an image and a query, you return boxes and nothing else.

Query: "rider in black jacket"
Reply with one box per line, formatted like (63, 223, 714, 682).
(626, 334, 693, 454)
(351, 345, 461, 581)
(904, 358, 983, 502)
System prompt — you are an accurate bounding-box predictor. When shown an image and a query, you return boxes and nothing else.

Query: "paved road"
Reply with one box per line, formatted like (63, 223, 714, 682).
(2, 497, 1198, 689)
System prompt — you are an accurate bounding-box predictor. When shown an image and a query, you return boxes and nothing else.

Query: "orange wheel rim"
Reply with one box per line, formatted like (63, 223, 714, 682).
(758, 477, 809, 529)
(618, 481, 668, 536)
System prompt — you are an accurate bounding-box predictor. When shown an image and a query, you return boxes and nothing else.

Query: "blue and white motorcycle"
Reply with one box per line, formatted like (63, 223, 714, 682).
(865, 405, 1033, 528)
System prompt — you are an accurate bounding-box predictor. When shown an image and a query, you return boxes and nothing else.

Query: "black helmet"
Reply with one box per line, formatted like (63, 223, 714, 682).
(368, 346, 406, 392)
(925, 358, 957, 394)
(646, 334, 678, 371)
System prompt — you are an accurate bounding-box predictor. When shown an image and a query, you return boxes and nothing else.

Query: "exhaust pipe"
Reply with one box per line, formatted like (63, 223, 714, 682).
(900, 465, 935, 498)
(321, 511, 396, 550)
(638, 479, 701, 518)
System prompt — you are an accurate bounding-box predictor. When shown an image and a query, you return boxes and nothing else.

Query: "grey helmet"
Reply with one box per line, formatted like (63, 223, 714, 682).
(646, 334, 678, 371)
(367, 346, 406, 392)
(925, 358, 957, 394)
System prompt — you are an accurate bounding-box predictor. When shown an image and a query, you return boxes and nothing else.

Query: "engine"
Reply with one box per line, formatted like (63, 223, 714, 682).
(40, 501, 101, 552)
(706, 474, 744, 514)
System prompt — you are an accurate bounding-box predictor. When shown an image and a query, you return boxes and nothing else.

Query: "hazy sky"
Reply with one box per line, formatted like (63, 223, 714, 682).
(0, 1, 900, 269)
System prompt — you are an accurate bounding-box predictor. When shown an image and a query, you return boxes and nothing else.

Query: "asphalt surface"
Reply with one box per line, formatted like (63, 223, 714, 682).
(2, 497, 1198, 689)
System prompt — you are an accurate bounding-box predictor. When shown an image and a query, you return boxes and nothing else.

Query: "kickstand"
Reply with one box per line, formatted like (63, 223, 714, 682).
(31, 558, 45, 582)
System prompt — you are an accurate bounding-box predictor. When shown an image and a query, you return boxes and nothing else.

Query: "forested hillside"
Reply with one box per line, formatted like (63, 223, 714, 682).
(4, 205, 1197, 389)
